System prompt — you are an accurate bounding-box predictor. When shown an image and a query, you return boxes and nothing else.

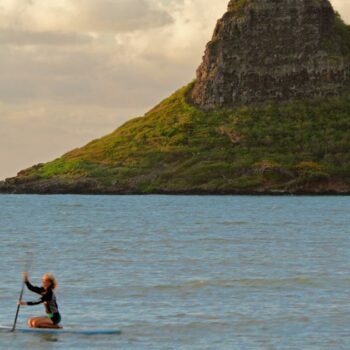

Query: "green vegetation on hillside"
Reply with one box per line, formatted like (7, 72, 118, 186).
(17, 83, 350, 193)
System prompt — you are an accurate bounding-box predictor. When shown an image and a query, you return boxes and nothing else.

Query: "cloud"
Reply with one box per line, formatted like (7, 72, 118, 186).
(72, 0, 173, 32)
(0, 0, 228, 108)
(0, 28, 93, 46)
(0, 0, 173, 33)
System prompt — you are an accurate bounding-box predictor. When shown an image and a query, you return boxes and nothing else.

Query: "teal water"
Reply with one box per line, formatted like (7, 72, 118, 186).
(0, 195, 349, 349)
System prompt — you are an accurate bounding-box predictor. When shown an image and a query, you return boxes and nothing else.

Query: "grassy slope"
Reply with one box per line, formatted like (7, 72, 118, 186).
(16, 82, 350, 193)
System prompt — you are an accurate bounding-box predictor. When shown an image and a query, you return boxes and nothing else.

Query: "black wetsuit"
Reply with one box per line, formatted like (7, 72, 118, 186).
(25, 281, 61, 325)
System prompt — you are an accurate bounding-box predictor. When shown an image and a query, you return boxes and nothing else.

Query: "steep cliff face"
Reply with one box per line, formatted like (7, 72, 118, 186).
(191, 0, 350, 108)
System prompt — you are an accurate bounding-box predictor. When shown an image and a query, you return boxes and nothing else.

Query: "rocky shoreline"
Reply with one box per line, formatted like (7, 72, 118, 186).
(1, 178, 349, 195)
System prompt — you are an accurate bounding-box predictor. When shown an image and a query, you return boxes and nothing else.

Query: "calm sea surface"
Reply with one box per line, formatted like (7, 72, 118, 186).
(0, 195, 349, 349)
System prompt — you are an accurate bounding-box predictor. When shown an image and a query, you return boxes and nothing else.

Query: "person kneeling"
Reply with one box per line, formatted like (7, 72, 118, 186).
(17, 272, 62, 329)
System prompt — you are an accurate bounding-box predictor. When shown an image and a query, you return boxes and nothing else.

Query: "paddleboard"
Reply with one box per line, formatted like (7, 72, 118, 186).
(0, 325, 121, 335)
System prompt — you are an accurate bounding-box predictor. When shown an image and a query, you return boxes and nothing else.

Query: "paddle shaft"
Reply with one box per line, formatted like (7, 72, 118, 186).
(12, 253, 33, 332)
(11, 282, 25, 332)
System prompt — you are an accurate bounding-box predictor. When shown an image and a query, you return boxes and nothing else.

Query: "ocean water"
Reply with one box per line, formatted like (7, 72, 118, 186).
(0, 195, 349, 349)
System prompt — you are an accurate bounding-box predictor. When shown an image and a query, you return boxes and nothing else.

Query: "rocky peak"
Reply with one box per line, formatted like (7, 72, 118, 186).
(191, 0, 350, 109)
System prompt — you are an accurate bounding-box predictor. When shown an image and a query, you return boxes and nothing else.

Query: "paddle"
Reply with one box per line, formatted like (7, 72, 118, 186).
(11, 281, 25, 332)
(11, 253, 33, 332)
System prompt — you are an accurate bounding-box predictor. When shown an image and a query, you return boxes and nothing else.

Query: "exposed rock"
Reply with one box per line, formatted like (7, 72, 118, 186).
(0, 175, 108, 194)
(191, 0, 350, 108)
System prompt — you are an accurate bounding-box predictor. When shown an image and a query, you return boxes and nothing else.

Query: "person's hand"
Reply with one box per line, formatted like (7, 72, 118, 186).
(17, 301, 27, 306)
(23, 271, 29, 282)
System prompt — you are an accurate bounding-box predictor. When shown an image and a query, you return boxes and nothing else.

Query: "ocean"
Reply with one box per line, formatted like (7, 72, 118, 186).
(0, 195, 349, 349)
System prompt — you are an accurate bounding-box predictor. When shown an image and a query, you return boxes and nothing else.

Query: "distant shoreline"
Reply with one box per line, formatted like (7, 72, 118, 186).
(1, 183, 349, 196)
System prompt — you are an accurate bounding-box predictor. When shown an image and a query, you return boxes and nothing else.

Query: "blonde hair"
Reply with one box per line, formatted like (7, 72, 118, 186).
(43, 273, 58, 289)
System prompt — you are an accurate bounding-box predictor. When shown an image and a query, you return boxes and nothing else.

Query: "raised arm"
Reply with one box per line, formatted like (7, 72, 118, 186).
(23, 272, 44, 295)
(25, 281, 44, 294)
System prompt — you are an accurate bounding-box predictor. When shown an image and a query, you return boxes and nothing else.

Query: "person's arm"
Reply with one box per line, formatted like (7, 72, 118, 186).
(27, 298, 44, 306)
(23, 272, 44, 295)
(17, 298, 43, 306)
(25, 281, 44, 294)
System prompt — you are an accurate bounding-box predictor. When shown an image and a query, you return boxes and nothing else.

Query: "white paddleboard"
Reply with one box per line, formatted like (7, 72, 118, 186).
(0, 325, 121, 335)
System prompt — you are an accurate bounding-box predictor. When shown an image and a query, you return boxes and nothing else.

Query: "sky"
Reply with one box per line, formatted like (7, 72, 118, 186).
(0, 0, 349, 180)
